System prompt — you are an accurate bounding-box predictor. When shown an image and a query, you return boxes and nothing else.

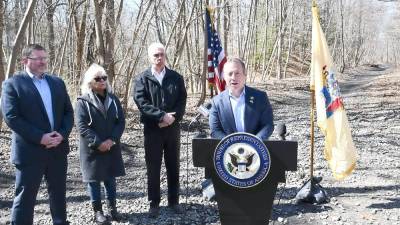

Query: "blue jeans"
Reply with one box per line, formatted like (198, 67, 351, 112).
(87, 178, 116, 202)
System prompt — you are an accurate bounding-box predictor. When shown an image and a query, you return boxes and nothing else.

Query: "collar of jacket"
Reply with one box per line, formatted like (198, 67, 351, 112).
(78, 92, 114, 113)
(144, 67, 172, 84)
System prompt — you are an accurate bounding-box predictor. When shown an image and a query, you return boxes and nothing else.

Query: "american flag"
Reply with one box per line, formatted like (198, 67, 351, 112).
(206, 7, 226, 93)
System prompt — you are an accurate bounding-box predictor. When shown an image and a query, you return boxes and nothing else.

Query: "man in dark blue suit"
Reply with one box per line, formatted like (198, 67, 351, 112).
(1, 44, 73, 225)
(209, 57, 274, 139)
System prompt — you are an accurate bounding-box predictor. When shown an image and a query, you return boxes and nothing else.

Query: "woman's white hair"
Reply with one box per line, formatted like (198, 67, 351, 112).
(80, 63, 112, 95)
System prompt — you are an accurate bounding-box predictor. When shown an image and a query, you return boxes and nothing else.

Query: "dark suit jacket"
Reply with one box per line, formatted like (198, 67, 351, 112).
(1, 72, 74, 165)
(209, 85, 274, 140)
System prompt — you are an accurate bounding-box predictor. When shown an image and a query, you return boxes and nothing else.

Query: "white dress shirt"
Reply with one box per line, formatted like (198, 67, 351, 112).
(27, 70, 54, 130)
(229, 89, 246, 132)
(151, 66, 166, 85)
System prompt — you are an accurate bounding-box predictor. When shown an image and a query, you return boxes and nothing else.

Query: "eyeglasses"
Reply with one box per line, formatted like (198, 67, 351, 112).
(94, 76, 108, 82)
(28, 57, 47, 61)
(153, 53, 164, 58)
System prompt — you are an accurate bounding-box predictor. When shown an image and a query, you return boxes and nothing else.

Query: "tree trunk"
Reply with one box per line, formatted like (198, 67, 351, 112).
(0, 0, 5, 89)
(283, 1, 295, 79)
(164, 0, 186, 51)
(171, 0, 197, 68)
(339, 0, 345, 72)
(198, 0, 208, 107)
(104, 0, 116, 85)
(44, 0, 56, 68)
(6, 0, 38, 78)
(261, 0, 270, 77)
(0, 0, 4, 128)
(74, 0, 89, 95)
(93, 0, 106, 66)
(223, 2, 231, 56)
(153, 0, 165, 45)
(276, 0, 283, 80)
(52, 3, 73, 76)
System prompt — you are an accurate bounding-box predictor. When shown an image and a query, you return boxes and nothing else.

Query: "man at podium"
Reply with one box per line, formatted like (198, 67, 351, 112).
(209, 57, 274, 140)
(195, 57, 295, 225)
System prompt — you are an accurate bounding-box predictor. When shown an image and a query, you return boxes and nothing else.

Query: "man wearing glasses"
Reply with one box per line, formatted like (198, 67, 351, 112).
(133, 42, 187, 218)
(1, 44, 73, 225)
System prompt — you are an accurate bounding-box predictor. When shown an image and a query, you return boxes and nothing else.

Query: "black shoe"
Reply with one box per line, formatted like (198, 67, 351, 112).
(148, 206, 160, 218)
(106, 199, 121, 221)
(92, 201, 109, 224)
(107, 208, 121, 221)
(169, 204, 184, 214)
(94, 211, 108, 224)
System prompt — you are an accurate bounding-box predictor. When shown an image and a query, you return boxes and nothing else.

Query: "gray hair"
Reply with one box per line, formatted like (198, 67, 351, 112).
(147, 42, 165, 58)
(80, 63, 112, 95)
(225, 57, 247, 75)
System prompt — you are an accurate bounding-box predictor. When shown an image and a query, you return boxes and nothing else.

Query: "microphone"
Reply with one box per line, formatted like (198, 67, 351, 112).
(276, 123, 287, 140)
(192, 102, 212, 122)
(185, 101, 212, 205)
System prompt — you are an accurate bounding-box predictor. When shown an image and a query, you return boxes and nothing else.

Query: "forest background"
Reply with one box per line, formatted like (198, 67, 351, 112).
(1, 0, 400, 224)
(0, 0, 398, 108)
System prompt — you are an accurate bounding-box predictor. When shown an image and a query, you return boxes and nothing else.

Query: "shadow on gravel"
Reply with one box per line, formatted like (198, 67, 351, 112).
(34, 194, 90, 205)
(0, 200, 13, 209)
(122, 203, 219, 225)
(271, 203, 333, 219)
(273, 184, 400, 201)
(118, 191, 146, 199)
(0, 173, 14, 187)
(326, 185, 400, 197)
(367, 198, 400, 210)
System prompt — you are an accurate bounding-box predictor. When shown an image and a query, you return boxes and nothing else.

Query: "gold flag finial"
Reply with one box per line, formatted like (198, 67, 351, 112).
(312, 0, 317, 8)
(312, 0, 320, 23)
(207, 6, 216, 30)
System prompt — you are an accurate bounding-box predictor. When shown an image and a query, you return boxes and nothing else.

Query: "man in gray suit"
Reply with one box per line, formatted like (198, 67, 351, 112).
(1, 44, 73, 225)
(209, 57, 274, 139)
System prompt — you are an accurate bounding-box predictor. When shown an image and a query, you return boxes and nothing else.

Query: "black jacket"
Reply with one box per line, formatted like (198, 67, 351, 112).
(75, 92, 126, 182)
(133, 67, 187, 128)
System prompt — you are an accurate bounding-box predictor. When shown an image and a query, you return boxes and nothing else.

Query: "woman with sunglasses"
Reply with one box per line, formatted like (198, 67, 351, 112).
(75, 63, 126, 224)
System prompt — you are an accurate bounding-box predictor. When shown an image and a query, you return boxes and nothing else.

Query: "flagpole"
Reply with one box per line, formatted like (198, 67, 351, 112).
(310, 90, 315, 179)
(310, 0, 317, 180)
(295, 0, 328, 204)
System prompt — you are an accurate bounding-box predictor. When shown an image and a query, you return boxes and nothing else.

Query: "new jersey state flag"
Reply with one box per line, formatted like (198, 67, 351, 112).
(310, 5, 357, 180)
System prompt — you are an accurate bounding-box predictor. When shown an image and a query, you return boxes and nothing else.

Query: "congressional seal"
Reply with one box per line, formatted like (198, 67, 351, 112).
(213, 132, 271, 188)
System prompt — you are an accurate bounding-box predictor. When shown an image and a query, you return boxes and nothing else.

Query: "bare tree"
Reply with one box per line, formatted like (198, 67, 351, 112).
(339, 0, 345, 72)
(43, 0, 56, 67)
(93, 0, 106, 67)
(73, 0, 89, 94)
(6, 0, 38, 78)
(0, 0, 5, 90)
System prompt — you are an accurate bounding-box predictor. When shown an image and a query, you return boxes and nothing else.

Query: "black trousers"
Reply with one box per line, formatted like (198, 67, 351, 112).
(144, 124, 180, 208)
(11, 152, 68, 225)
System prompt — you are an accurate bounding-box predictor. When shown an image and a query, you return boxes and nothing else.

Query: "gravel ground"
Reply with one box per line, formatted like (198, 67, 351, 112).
(0, 64, 399, 225)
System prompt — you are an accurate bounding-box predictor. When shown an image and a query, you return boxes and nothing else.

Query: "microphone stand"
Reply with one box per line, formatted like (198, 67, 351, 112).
(185, 117, 205, 206)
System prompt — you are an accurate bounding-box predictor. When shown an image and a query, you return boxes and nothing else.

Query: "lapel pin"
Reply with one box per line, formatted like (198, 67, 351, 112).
(250, 96, 254, 104)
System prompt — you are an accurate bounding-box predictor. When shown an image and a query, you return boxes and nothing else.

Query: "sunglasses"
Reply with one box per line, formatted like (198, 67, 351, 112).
(153, 53, 164, 58)
(94, 76, 107, 82)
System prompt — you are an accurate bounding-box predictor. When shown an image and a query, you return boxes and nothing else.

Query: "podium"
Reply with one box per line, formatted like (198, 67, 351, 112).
(192, 138, 297, 225)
